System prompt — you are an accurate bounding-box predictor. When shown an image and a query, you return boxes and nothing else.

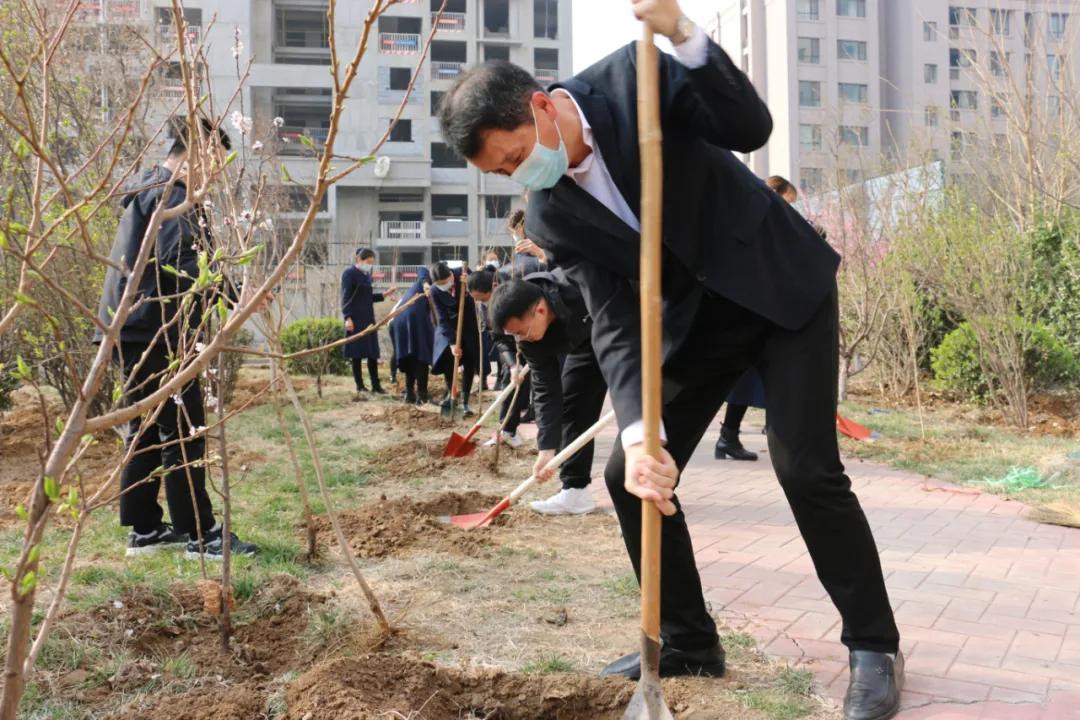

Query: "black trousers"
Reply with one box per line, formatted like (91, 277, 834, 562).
(398, 356, 429, 398)
(117, 341, 216, 538)
(497, 368, 531, 436)
(604, 285, 899, 653)
(722, 403, 749, 433)
(557, 350, 608, 490)
(442, 357, 476, 404)
(351, 357, 380, 392)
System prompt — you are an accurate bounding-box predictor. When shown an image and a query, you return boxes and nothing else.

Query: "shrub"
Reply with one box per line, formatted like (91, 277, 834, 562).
(0, 363, 16, 412)
(279, 318, 347, 397)
(931, 320, 1080, 401)
(216, 327, 254, 407)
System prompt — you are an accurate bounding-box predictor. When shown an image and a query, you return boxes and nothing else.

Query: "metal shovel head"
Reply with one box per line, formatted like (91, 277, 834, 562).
(442, 431, 477, 458)
(623, 634, 674, 720)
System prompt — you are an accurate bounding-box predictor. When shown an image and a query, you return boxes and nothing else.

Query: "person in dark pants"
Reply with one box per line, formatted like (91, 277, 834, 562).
(95, 115, 257, 560)
(713, 369, 765, 461)
(436, 2, 901, 717)
(489, 273, 607, 516)
(389, 266, 435, 405)
(468, 269, 528, 448)
(429, 261, 479, 417)
(342, 248, 396, 399)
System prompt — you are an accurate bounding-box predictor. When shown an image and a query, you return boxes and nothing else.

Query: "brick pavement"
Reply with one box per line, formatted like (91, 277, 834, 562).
(581, 413, 1080, 719)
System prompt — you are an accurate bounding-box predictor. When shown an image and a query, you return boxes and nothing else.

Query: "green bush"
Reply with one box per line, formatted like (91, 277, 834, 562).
(217, 327, 254, 407)
(280, 318, 347, 397)
(0, 363, 16, 412)
(931, 320, 1080, 401)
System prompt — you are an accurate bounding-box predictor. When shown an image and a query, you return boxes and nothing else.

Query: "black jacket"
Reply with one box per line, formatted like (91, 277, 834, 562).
(523, 39, 840, 431)
(516, 271, 593, 450)
(95, 166, 209, 345)
(341, 265, 384, 360)
(430, 268, 480, 374)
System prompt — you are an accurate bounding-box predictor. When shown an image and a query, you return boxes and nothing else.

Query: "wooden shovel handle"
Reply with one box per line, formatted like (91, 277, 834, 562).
(637, 26, 664, 646)
(462, 366, 531, 442)
(450, 270, 468, 398)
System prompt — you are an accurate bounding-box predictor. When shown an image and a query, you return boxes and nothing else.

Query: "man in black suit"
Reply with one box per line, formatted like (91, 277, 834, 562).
(437, 2, 901, 718)
(487, 272, 607, 515)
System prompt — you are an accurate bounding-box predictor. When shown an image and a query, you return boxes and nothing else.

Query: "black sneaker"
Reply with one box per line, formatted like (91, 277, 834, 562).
(126, 524, 189, 557)
(185, 527, 259, 560)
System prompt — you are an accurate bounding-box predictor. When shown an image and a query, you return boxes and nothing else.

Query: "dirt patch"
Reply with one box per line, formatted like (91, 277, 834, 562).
(111, 684, 266, 720)
(358, 403, 452, 432)
(311, 491, 505, 558)
(362, 436, 537, 482)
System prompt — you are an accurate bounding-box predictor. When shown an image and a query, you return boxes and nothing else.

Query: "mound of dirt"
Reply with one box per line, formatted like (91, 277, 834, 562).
(286, 654, 635, 720)
(358, 404, 451, 432)
(311, 491, 504, 558)
(111, 684, 266, 720)
(362, 436, 536, 483)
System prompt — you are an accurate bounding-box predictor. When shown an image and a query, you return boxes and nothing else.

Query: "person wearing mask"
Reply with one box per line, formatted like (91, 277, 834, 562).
(95, 115, 258, 560)
(436, 3, 902, 717)
(488, 274, 607, 515)
(342, 248, 397, 399)
(467, 269, 527, 448)
(428, 261, 479, 417)
(389, 266, 435, 405)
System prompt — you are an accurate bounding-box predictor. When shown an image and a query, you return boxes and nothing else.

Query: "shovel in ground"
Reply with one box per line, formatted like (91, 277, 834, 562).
(441, 410, 616, 529)
(442, 269, 469, 421)
(624, 23, 674, 720)
(443, 367, 530, 457)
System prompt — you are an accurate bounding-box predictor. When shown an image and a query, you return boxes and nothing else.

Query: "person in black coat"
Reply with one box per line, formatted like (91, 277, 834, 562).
(488, 273, 607, 516)
(95, 116, 258, 560)
(428, 261, 479, 417)
(342, 248, 396, 398)
(436, 2, 901, 716)
(389, 266, 436, 405)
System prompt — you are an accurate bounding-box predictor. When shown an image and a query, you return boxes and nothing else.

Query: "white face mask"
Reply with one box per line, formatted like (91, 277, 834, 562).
(359, 262, 373, 274)
(510, 104, 569, 191)
(434, 280, 452, 292)
(487, 259, 501, 269)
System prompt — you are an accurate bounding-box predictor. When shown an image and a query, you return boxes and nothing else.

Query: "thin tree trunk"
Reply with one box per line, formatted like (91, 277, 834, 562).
(216, 355, 233, 653)
(271, 357, 317, 560)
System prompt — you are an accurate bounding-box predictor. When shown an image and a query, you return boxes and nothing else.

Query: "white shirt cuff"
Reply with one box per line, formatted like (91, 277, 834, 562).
(620, 419, 669, 450)
(672, 25, 708, 69)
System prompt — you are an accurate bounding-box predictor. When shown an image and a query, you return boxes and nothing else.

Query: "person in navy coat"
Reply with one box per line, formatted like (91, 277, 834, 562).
(429, 261, 479, 417)
(342, 249, 396, 397)
(389, 266, 435, 405)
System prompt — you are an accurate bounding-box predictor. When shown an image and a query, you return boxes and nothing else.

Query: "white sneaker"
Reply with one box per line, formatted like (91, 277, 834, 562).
(529, 487, 596, 515)
(482, 435, 498, 447)
(502, 431, 524, 449)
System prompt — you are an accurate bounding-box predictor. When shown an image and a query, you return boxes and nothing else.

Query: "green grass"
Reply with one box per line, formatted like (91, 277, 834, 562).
(602, 573, 638, 598)
(521, 654, 575, 673)
(737, 666, 816, 720)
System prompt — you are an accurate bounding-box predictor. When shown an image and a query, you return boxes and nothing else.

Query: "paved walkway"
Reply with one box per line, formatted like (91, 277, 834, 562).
(584, 413, 1080, 719)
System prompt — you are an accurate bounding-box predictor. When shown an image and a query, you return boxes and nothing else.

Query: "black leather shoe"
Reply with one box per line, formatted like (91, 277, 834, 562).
(403, 391, 417, 404)
(843, 651, 903, 720)
(599, 642, 725, 680)
(714, 426, 758, 461)
(461, 404, 475, 418)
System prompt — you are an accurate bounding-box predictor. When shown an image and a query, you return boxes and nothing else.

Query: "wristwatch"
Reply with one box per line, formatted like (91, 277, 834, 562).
(670, 14, 695, 45)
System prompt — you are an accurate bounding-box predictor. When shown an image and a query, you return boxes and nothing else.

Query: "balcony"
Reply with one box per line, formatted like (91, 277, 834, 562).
(157, 23, 201, 49)
(370, 265, 427, 287)
(432, 219, 470, 237)
(380, 220, 425, 241)
(279, 126, 329, 155)
(432, 61, 465, 79)
(535, 67, 558, 84)
(380, 32, 422, 55)
(432, 11, 466, 31)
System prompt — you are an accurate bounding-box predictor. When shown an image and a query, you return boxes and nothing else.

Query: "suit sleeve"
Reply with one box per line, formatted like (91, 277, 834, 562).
(341, 270, 356, 320)
(655, 34, 773, 153)
(522, 345, 564, 452)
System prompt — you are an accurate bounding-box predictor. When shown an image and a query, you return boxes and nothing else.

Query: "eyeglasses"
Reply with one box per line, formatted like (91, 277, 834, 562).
(509, 306, 540, 342)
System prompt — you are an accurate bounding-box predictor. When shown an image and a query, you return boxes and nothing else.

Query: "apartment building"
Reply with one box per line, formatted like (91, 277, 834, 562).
(146, 0, 571, 272)
(707, 0, 1079, 192)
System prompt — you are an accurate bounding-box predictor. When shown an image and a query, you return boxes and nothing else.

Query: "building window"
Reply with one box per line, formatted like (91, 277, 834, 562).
(431, 90, 445, 116)
(799, 80, 821, 107)
(534, 0, 558, 39)
(990, 51, 1008, 78)
(378, 16, 422, 55)
(950, 89, 978, 111)
(798, 37, 820, 64)
(432, 194, 468, 219)
(797, 0, 819, 21)
(924, 63, 938, 84)
(1048, 95, 1061, 117)
(949, 7, 977, 28)
(1048, 54, 1063, 82)
(837, 39, 867, 61)
(925, 106, 939, 127)
(431, 142, 466, 168)
(801, 168, 824, 191)
(991, 9, 1011, 36)
(483, 194, 515, 220)
(387, 118, 412, 142)
(845, 169, 862, 184)
(1025, 12, 1034, 47)
(799, 124, 822, 152)
(951, 131, 965, 160)
(924, 21, 937, 41)
(839, 125, 869, 146)
(990, 99, 1004, 119)
(950, 48, 976, 79)
(838, 82, 868, 104)
(836, 0, 865, 19)
(388, 67, 411, 91)
(1049, 13, 1068, 41)
(275, 6, 330, 64)
(484, 44, 510, 61)
(534, 47, 559, 83)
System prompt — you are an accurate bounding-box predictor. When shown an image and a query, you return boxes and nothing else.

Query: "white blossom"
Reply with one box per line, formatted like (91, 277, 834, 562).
(241, 209, 253, 222)
(113, 600, 124, 609)
(189, 425, 206, 438)
(205, 394, 219, 411)
(195, 342, 206, 353)
(251, 140, 263, 152)
(231, 40, 244, 59)
(172, 393, 183, 406)
(260, 217, 274, 232)
(230, 110, 253, 135)
(272, 116, 284, 128)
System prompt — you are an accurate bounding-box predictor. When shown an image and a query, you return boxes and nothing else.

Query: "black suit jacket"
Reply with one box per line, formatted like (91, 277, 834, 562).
(523, 39, 841, 430)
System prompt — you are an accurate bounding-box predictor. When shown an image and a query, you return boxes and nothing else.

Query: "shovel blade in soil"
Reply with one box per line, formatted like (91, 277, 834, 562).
(623, 681, 674, 720)
(439, 511, 489, 529)
(442, 432, 477, 458)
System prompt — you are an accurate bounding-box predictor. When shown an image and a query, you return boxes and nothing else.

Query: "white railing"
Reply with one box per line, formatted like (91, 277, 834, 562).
(433, 12, 466, 31)
(158, 23, 202, 48)
(379, 32, 421, 54)
(380, 220, 425, 240)
(370, 265, 426, 286)
(535, 68, 558, 84)
(432, 61, 465, 79)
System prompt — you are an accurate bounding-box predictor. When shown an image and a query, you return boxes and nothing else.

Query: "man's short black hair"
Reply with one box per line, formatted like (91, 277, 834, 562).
(489, 279, 543, 332)
(167, 115, 232, 156)
(438, 60, 542, 159)
(357, 248, 376, 261)
(430, 261, 452, 283)
(468, 269, 495, 294)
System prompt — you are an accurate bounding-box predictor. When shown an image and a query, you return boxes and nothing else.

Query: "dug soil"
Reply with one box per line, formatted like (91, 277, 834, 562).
(310, 491, 508, 558)
(361, 436, 536, 482)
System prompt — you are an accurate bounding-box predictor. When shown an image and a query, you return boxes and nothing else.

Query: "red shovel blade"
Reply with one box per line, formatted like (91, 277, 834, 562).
(442, 431, 478, 458)
(836, 413, 874, 441)
(444, 497, 512, 530)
